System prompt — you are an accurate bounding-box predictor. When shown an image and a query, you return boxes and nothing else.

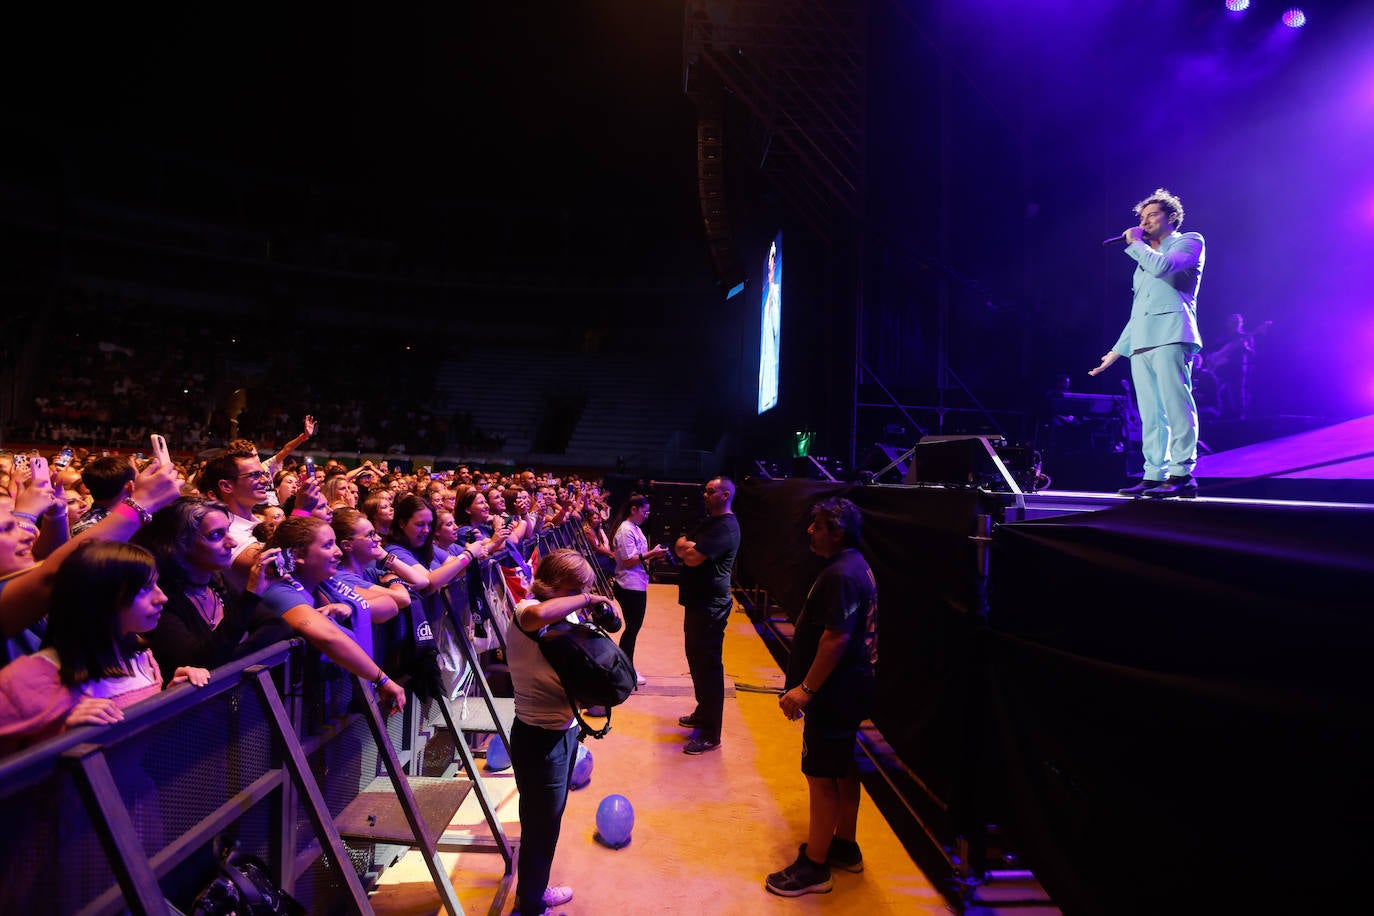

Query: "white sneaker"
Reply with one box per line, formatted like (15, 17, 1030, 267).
(543, 884, 574, 907)
(636, 670, 647, 687)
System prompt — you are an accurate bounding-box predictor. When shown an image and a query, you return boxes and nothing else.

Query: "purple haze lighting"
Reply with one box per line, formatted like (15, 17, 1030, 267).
(1225, 0, 1249, 11)
(1282, 9, 1306, 28)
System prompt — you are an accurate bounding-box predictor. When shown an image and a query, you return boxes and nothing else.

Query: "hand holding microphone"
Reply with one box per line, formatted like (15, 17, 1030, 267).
(1103, 226, 1147, 246)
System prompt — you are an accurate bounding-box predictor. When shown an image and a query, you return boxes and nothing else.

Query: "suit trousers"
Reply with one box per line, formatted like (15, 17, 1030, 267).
(1130, 342, 1198, 480)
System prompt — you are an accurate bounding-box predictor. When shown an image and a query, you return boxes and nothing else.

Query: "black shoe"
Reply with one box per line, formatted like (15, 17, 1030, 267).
(766, 845, 833, 897)
(1144, 475, 1198, 499)
(677, 714, 701, 729)
(683, 736, 721, 755)
(1118, 479, 1164, 497)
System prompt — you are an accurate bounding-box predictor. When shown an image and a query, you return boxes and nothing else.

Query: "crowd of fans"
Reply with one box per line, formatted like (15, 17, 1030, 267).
(0, 429, 617, 757)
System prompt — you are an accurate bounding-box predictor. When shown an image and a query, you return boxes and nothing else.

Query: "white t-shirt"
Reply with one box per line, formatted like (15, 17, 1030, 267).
(612, 520, 649, 591)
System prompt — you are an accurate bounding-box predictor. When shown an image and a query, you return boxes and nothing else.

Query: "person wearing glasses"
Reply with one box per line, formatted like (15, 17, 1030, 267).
(196, 452, 274, 592)
(328, 508, 423, 660)
(197, 451, 327, 591)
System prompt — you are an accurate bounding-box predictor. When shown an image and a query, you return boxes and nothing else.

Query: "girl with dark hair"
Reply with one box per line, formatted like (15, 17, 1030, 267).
(134, 497, 292, 680)
(611, 495, 667, 686)
(383, 494, 487, 593)
(0, 540, 211, 756)
(455, 487, 516, 554)
(506, 548, 620, 916)
(581, 508, 616, 579)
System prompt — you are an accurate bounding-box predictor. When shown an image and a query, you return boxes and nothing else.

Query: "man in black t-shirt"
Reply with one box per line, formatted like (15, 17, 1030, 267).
(768, 497, 877, 897)
(673, 476, 740, 755)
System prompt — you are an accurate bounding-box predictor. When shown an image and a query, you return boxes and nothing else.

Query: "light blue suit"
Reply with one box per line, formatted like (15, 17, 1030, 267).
(1111, 230, 1205, 480)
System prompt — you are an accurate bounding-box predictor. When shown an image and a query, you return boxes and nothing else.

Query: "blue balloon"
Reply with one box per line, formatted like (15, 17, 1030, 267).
(570, 744, 593, 789)
(595, 794, 634, 848)
(485, 735, 511, 771)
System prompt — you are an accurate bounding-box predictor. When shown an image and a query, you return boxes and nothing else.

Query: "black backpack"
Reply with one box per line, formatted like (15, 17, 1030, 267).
(519, 617, 636, 739)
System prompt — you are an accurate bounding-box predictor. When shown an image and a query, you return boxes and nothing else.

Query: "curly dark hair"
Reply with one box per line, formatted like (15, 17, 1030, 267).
(1134, 188, 1185, 228)
(811, 497, 863, 549)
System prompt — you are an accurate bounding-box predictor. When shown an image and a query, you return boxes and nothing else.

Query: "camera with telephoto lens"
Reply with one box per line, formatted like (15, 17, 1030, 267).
(587, 600, 622, 634)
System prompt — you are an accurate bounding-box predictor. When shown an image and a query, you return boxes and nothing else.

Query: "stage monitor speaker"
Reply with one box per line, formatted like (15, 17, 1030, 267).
(859, 442, 911, 483)
(647, 481, 702, 582)
(903, 435, 1007, 487)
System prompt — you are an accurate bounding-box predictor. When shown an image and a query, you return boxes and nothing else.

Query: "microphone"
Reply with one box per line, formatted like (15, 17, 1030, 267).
(1102, 234, 1129, 246)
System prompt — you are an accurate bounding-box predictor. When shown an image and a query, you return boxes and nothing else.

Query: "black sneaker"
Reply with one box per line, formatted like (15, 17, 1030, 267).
(1118, 479, 1163, 497)
(683, 736, 720, 755)
(802, 839, 864, 874)
(766, 845, 833, 897)
(677, 713, 701, 729)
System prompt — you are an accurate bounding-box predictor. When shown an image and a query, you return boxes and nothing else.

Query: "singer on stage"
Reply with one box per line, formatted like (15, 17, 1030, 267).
(1089, 188, 1205, 498)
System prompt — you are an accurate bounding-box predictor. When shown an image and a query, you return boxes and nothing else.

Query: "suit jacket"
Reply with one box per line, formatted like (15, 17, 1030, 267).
(1112, 230, 1205, 357)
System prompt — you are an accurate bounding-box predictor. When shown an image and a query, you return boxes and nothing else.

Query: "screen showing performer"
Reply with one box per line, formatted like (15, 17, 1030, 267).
(758, 232, 783, 414)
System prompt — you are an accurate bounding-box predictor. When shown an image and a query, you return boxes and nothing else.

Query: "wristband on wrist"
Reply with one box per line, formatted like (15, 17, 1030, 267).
(121, 497, 153, 525)
(371, 672, 389, 690)
(11, 510, 39, 523)
(800, 682, 817, 696)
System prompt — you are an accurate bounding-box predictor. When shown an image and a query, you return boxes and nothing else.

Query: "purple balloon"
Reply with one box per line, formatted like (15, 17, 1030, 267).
(595, 794, 634, 848)
(485, 735, 510, 771)
(571, 744, 593, 789)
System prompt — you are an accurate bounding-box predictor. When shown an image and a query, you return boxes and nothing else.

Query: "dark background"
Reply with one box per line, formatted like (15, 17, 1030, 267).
(3, 0, 1372, 470)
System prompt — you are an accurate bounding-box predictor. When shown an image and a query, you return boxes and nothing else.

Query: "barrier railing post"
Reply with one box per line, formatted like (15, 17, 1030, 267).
(62, 743, 168, 916)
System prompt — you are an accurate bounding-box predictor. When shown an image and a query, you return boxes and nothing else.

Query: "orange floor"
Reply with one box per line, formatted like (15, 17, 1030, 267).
(369, 584, 951, 915)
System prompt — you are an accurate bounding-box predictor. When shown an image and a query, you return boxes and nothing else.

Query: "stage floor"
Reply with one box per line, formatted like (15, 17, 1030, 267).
(1007, 486, 1374, 521)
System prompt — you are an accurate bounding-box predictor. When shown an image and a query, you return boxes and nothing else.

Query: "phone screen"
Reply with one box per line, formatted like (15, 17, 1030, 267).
(150, 434, 170, 466)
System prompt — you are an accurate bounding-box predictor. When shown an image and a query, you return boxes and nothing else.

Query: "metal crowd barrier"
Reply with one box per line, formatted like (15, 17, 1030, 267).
(0, 517, 608, 916)
(0, 639, 371, 915)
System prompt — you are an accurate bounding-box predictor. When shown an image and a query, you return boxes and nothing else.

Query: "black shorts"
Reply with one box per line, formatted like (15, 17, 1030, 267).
(800, 701, 863, 779)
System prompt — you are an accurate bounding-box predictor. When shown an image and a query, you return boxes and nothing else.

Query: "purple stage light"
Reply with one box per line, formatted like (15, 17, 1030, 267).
(1225, 0, 1249, 11)
(1282, 8, 1306, 28)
